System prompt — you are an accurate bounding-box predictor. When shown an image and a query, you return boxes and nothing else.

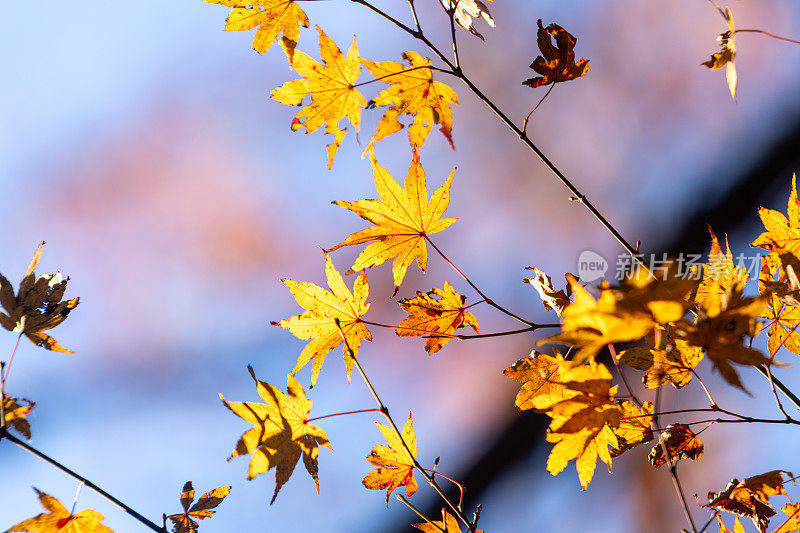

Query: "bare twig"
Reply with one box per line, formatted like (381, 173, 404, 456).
(397, 494, 446, 533)
(0, 428, 166, 532)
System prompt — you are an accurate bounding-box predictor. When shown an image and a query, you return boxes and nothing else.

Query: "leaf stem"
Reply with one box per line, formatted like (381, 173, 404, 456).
(424, 236, 536, 327)
(446, 4, 461, 71)
(306, 408, 382, 422)
(334, 319, 477, 531)
(0, 428, 166, 532)
(734, 29, 800, 46)
(608, 343, 643, 408)
(1, 333, 24, 388)
(354, 65, 454, 88)
(521, 83, 555, 135)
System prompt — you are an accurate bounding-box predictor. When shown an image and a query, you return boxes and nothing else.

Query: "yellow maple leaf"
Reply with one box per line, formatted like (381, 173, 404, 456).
(327, 150, 456, 292)
(206, 0, 309, 62)
(2, 393, 35, 439)
(702, 3, 737, 101)
(503, 350, 606, 411)
(752, 175, 800, 258)
(270, 26, 366, 168)
(7, 489, 114, 533)
(396, 281, 478, 354)
(0, 242, 79, 352)
(677, 286, 772, 392)
(764, 292, 800, 357)
(362, 415, 418, 505)
(413, 510, 484, 533)
(619, 332, 703, 389)
(775, 503, 800, 533)
(272, 253, 371, 387)
(694, 227, 748, 308)
(361, 52, 458, 150)
(609, 400, 653, 457)
(166, 482, 230, 533)
(220, 367, 331, 504)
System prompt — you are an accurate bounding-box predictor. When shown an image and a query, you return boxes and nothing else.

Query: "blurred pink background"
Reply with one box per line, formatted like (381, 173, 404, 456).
(2, 0, 800, 531)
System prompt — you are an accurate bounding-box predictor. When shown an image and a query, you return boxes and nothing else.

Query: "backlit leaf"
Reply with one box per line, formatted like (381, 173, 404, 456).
(166, 482, 230, 533)
(363, 415, 417, 505)
(523, 20, 589, 88)
(2, 393, 35, 439)
(7, 489, 113, 533)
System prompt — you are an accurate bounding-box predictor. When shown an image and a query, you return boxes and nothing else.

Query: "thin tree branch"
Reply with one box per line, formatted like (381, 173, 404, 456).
(334, 319, 478, 532)
(755, 365, 800, 412)
(0, 428, 166, 533)
(397, 494, 446, 533)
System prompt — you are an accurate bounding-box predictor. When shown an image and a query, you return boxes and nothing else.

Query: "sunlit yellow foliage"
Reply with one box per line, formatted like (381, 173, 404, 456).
(362, 415, 418, 504)
(7, 489, 113, 533)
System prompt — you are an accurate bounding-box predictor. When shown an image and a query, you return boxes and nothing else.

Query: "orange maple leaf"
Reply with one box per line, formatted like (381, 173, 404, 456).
(270, 26, 366, 168)
(0, 242, 79, 353)
(166, 482, 230, 533)
(272, 253, 371, 388)
(7, 489, 114, 533)
(362, 52, 458, 150)
(413, 509, 484, 533)
(703, 471, 792, 533)
(206, 0, 309, 62)
(220, 368, 331, 503)
(523, 20, 589, 88)
(327, 150, 456, 293)
(362, 415, 418, 505)
(396, 281, 478, 354)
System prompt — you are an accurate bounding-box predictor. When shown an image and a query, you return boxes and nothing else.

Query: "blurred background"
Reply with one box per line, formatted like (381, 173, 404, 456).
(2, 0, 800, 531)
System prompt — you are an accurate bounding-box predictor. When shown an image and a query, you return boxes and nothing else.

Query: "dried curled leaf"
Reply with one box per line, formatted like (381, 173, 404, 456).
(166, 482, 230, 533)
(396, 281, 478, 354)
(7, 488, 114, 533)
(2, 393, 35, 439)
(702, 3, 737, 101)
(206, 0, 309, 62)
(220, 368, 331, 504)
(648, 424, 704, 469)
(272, 253, 371, 387)
(327, 150, 456, 292)
(703, 470, 792, 533)
(363, 415, 417, 505)
(362, 52, 458, 150)
(0, 242, 79, 352)
(523, 19, 589, 88)
(270, 26, 366, 168)
(523, 267, 571, 316)
(438, 0, 495, 40)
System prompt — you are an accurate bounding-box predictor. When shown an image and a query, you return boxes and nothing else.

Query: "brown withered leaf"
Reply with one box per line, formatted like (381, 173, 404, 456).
(7, 488, 114, 533)
(166, 482, 230, 533)
(220, 368, 331, 504)
(362, 52, 458, 150)
(272, 253, 371, 388)
(702, 3, 737, 101)
(649, 424, 704, 469)
(703, 471, 792, 533)
(523, 267, 571, 316)
(523, 19, 589, 88)
(2, 393, 35, 439)
(396, 281, 478, 354)
(363, 415, 417, 505)
(0, 242, 79, 352)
